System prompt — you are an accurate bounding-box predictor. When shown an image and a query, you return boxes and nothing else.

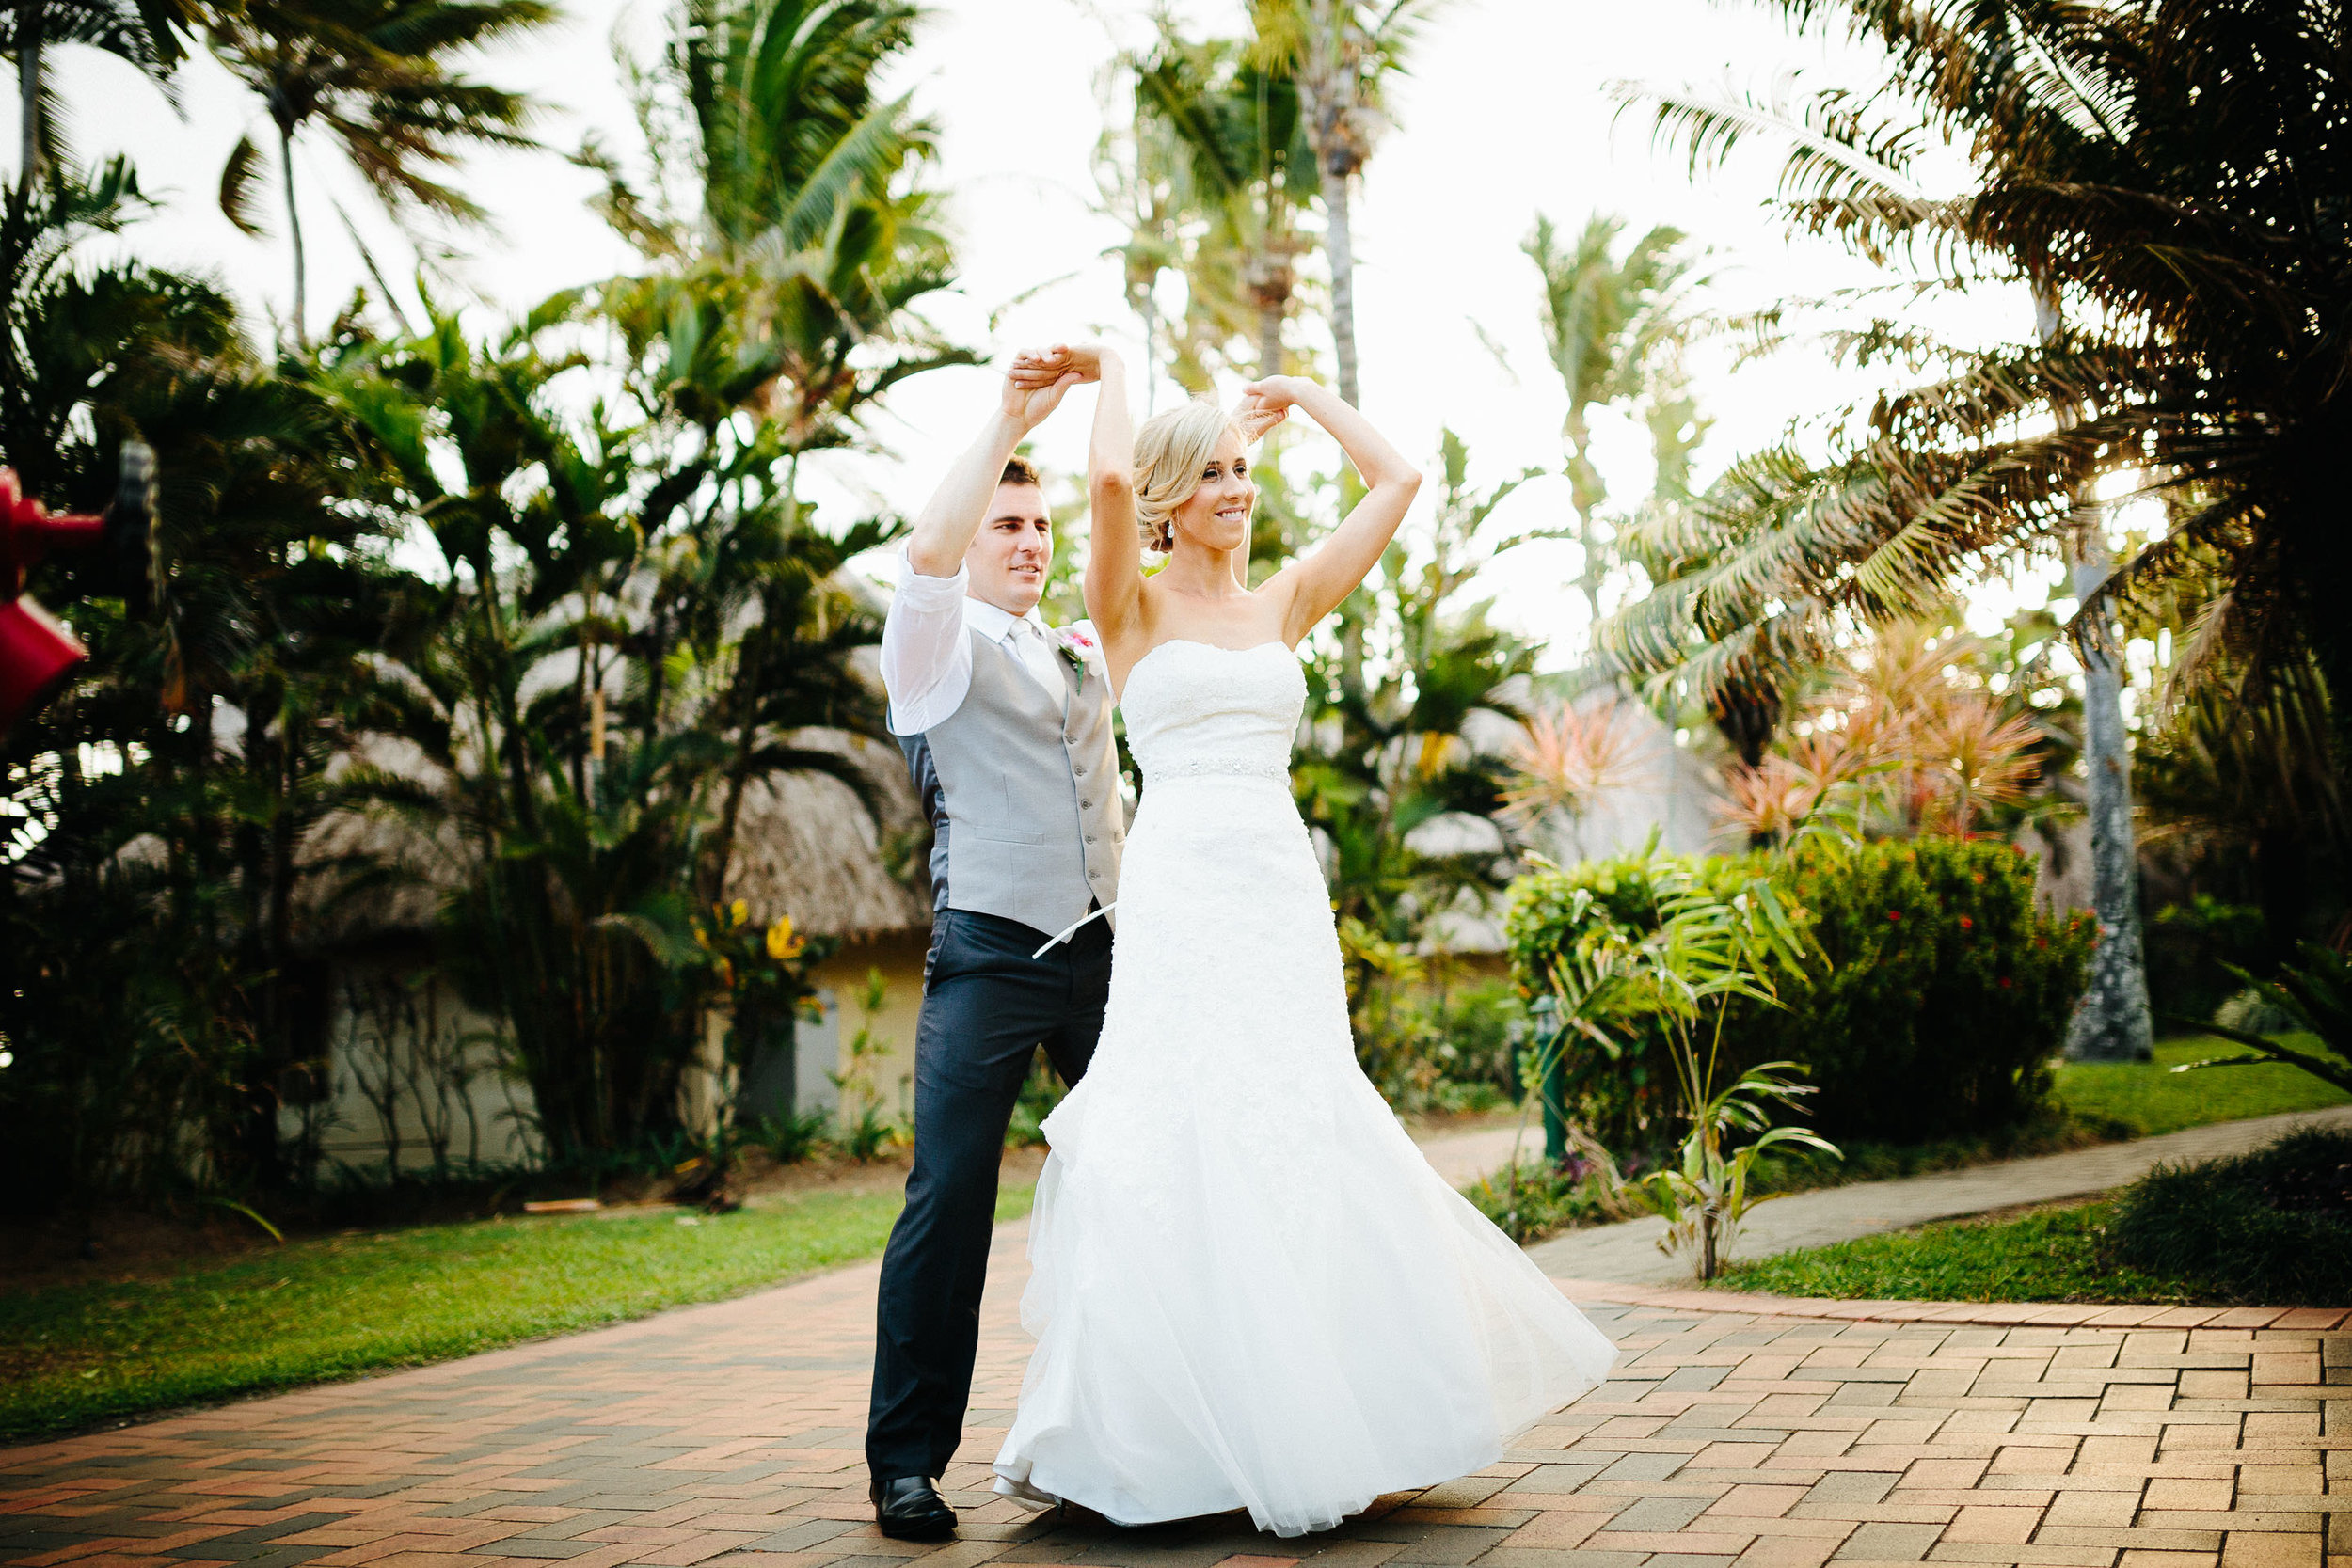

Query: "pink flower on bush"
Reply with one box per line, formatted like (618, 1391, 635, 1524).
(1959, 915, 1974, 930)
(1887, 910, 1902, 923)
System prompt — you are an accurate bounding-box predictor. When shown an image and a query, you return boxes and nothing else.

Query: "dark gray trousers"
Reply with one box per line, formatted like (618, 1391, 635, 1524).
(865, 907, 1112, 1482)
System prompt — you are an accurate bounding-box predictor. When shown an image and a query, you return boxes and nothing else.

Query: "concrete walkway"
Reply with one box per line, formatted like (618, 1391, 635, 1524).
(1526, 1106, 2352, 1287)
(1418, 1123, 1534, 1187)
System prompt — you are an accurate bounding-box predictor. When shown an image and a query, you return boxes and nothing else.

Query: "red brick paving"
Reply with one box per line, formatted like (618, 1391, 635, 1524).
(5, 1224, 2347, 1568)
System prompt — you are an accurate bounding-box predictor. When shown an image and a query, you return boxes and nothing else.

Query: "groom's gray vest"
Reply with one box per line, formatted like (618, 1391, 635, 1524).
(900, 626, 1124, 937)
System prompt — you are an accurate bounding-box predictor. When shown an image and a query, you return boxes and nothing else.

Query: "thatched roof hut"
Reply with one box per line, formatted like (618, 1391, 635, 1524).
(291, 726, 930, 951)
(719, 730, 930, 940)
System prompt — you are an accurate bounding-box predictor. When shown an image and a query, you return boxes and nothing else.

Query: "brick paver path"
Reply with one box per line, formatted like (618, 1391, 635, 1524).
(8, 1218, 2349, 1568)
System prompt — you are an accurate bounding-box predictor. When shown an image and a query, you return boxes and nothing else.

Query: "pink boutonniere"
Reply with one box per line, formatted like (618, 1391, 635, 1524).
(1054, 626, 1098, 674)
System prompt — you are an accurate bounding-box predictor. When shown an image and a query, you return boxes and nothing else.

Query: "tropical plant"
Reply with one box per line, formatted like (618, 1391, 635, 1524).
(1523, 213, 1712, 644)
(1608, 2, 2352, 711)
(0, 154, 421, 1210)
(1505, 846, 1826, 1277)
(828, 967, 898, 1161)
(1717, 619, 2052, 847)
(1496, 695, 1646, 864)
(1507, 836, 2096, 1153)
(581, 0, 974, 485)
(2135, 636, 2347, 973)
(2172, 944, 2352, 1099)
(205, 0, 553, 339)
(1608, 1, 2352, 1045)
(313, 288, 903, 1165)
(1606, 3, 2352, 1060)
(1634, 1052, 1837, 1280)
(1248, 0, 1444, 404)
(1129, 17, 1317, 379)
(1, 0, 185, 198)
(692, 899, 835, 1118)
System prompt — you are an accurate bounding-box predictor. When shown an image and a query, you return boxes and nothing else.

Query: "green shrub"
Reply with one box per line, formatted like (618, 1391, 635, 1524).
(1504, 837, 2094, 1155)
(1355, 976, 1525, 1114)
(2108, 1125, 2352, 1305)
(1461, 1160, 1619, 1243)
(2146, 895, 2269, 1026)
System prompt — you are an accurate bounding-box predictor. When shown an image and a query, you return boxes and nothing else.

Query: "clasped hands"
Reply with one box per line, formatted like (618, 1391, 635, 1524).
(1007, 342, 1295, 445)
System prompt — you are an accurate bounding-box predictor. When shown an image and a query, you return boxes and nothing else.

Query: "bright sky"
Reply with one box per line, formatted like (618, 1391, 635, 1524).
(49, 0, 2073, 667)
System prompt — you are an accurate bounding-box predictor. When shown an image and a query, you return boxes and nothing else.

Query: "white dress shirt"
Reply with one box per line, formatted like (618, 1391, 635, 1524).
(882, 549, 1070, 735)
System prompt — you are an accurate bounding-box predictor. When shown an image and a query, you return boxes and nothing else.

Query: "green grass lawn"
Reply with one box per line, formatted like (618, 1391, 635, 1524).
(1715, 1202, 2215, 1305)
(2050, 1034, 2350, 1135)
(1, 1182, 1033, 1443)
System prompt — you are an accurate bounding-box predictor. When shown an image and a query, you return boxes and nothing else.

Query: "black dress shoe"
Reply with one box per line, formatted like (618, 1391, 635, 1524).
(870, 1475, 957, 1541)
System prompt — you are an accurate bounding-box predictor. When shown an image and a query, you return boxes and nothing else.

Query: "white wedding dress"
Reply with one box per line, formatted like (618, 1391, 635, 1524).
(992, 640, 1616, 1537)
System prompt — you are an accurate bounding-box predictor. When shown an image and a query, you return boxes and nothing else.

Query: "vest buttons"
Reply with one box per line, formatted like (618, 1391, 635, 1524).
(1073, 765, 1086, 776)
(1080, 799, 1092, 808)
(1086, 835, 1096, 844)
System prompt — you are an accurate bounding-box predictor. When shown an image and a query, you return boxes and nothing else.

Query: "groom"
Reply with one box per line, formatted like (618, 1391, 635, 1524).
(864, 357, 1123, 1539)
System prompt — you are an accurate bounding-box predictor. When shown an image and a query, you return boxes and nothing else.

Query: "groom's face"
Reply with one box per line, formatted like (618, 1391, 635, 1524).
(967, 482, 1054, 616)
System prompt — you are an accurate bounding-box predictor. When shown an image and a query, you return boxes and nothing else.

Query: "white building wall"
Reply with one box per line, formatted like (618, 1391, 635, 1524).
(282, 958, 537, 1173)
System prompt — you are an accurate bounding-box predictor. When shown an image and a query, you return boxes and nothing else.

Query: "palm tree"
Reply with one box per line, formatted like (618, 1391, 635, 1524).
(1, 0, 185, 198)
(205, 0, 552, 341)
(2036, 289, 2153, 1062)
(1094, 86, 1253, 404)
(1606, 0, 2352, 759)
(1248, 0, 1443, 404)
(1597, 2, 2352, 1058)
(1130, 20, 1317, 379)
(1524, 213, 1710, 649)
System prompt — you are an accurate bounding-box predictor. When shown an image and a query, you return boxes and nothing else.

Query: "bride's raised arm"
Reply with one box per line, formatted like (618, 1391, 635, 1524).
(1248, 376, 1422, 646)
(1009, 343, 1143, 646)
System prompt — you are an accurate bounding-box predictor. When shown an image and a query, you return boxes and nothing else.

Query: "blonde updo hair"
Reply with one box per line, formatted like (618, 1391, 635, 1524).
(1133, 397, 1245, 553)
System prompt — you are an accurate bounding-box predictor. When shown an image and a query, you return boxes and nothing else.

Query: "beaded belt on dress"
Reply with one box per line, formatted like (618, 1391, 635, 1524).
(1144, 756, 1292, 784)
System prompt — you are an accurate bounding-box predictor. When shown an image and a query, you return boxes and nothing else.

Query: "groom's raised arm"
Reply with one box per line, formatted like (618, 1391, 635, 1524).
(905, 366, 1077, 577)
(883, 363, 1080, 734)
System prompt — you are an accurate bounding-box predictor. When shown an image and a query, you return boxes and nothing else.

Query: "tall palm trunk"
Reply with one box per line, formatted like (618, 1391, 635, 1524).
(15, 1, 41, 198)
(277, 118, 306, 341)
(1324, 167, 1359, 404)
(1138, 285, 1160, 414)
(1563, 404, 1606, 645)
(2037, 292, 2153, 1062)
(1253, 274, 1284, 378)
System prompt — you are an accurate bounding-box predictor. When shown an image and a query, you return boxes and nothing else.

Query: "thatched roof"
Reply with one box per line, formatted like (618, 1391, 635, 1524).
(721, 730, 930, 942)
(293, 726, 930, 952)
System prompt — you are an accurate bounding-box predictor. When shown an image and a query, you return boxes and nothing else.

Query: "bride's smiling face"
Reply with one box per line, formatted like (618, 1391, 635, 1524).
(1170, 430, 1254, 552)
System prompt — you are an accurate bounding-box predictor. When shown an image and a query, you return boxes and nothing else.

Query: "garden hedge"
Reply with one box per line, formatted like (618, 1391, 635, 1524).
(1502, 837, 2096, 1156)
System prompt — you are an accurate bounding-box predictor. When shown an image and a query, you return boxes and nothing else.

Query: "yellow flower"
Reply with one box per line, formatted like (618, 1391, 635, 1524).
(715, 958, 736, 988)
(730, 898, 750, 927)
(767, 916, 806, 962)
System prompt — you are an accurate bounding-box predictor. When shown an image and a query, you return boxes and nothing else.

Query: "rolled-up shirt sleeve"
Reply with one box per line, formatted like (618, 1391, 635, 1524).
(881, 549, 974, 735)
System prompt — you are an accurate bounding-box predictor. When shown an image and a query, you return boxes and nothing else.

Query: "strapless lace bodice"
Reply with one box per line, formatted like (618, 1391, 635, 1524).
(1120, 640, 1304, 786)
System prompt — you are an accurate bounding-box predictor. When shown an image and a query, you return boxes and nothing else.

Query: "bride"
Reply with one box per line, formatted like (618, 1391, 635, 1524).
(987, 343, 1617, 1538)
